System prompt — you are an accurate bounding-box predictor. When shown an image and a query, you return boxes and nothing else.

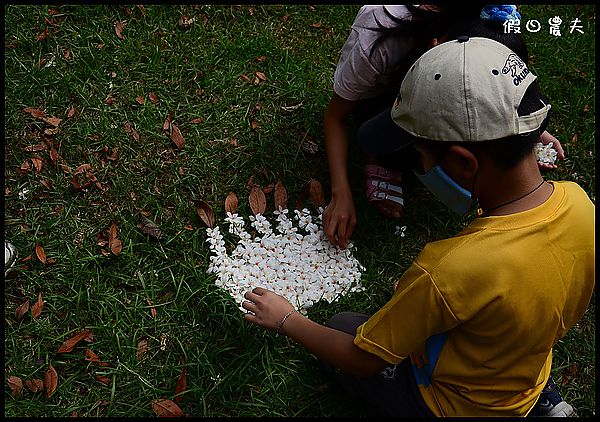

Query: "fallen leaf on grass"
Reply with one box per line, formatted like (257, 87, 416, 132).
(170, 124, 185, 149)
(256, 55, 266, 62)
(152, 399, 184, 417)
(42, 116, 62, 127)
(15, 299, 30, 323)
(240, 74, 251, 83)
(57, 329, 92, 353)
(36, 28, 50, 41)
(174, 368, 187, 403)
(308, 179, 325, 208)
(137, 217, 164, 240)
(35, 244, 47, 264)
(63, 47, 71, 61)
(251, 120, 259, 130)
(274, 180, 287, 211)
(31, 292, 44, 319)
(24, 143, 48, 152)
(136, 339, 148, 361)
(135, 95, 145, 105)
(310, 22, 322, 28)
(162, 114, 173, 133)
(148, 92, 159, 104)
(84, 349, 110, 367)
(25, 379, 44, 393)
(225, 192, 238, 215)
(178, 15, 195, 29)
(31, 157, 44, 172)
(194, 200, 215, 228)
(45, 364, 58, 397)
(109, 223, 123, 255)
(183, 224, 194, 231)
(124, 121, 140, 141)
(19, 160, 32, 176)
(114, 21, 125, 40)
(8, 376, 24, 398)
(67, 107, 76, 118)
(190, 117, 203, 124)
(249, 186, 266, 215)
(147, 298, 157, 318)
(96, 375, 111, 385)
(23, 107, 46, 118)
(255, 71, 267, 81)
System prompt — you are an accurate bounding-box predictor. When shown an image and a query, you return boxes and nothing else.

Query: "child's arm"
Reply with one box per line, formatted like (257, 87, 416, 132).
(243, 287, 389, 377)
(322, 93, 358, 250)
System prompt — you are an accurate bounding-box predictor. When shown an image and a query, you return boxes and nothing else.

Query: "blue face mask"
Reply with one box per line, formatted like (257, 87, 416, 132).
(414, 165, 477, 215)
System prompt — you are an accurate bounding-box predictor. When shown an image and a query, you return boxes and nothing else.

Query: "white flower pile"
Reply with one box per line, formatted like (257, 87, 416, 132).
(205, 208, 365, 313)
(534, 142, 558, 165)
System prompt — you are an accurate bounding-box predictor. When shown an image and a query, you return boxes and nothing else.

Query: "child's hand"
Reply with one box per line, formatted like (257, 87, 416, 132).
(538, 131, 565, 170)
(242, 287, 296, 332)
(322, 194, 357, 250)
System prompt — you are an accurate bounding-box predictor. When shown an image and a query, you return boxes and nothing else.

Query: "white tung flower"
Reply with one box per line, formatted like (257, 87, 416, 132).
(206, 208, 364, 311)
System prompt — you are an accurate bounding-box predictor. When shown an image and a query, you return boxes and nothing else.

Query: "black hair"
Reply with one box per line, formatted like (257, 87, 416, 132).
(445, 17, 528, 62)
(426, 81, 545, 170)
(368, 4, 486, 78)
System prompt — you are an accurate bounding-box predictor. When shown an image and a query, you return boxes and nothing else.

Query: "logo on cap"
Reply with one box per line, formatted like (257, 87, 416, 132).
(502, 53, 530, 87)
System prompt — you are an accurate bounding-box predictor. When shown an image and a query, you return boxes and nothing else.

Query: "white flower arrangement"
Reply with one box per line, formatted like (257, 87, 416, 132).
(205, 207, 365, 313)
(534, 142, 558, 165)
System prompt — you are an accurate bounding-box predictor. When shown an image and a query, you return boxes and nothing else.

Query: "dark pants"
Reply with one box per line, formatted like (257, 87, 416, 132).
(319, 312, 436, 417)
(353, 94, 420, 174)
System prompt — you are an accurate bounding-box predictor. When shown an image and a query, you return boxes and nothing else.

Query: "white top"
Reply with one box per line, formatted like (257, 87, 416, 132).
(333, 5, 416, 101)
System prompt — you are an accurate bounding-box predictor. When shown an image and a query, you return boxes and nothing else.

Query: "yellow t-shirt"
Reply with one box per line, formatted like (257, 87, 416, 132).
(354, 181, 595, 416)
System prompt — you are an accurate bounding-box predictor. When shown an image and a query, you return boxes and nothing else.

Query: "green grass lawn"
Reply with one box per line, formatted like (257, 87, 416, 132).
(4, 4, 595, 417)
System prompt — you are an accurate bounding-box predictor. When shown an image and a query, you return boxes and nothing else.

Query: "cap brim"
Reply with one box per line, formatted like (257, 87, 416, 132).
(356, 107, 417, 155)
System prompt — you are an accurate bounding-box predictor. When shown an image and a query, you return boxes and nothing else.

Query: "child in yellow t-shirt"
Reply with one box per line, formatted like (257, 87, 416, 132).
(241, 36, 594, 417)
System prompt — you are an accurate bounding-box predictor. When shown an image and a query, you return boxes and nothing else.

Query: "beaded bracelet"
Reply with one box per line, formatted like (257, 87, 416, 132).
(276, 310, 298, 335)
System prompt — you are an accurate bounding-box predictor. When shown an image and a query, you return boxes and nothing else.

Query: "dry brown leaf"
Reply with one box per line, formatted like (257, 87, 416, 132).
(114, 21, 125, 40)
(35, 244, 47, 264)
(63, 48, 71, 61)
(19, 159, 32, 176)
(162, 114, 173, 133)
(67, 107, 76, 118)
(224, 192, 238, 215)
(42, 116, 62, 127)
(310, 22, 322, 28)
(31, 157, 44, 172)
(147, 298, 157, 318)
(178, 15, 195, 28)
(190, 117, 204, 124)
(8, 376, 24, 398)
(274, 180, 287, 211)
(40, 179, 53, 190)
(96, 375, 111, 385)
(170, 124, 185, 149)
(256, 55, 266, 62)
(183, 224, 194, 231)
(15, 299, 30, 323)
(84, 349, 111, 367)
(255, 71, 267, 81)
(137, 218, 163, 240)
(262, 182, 275, 194)
(136, 339, 148, 361)
(57, 329, 92, 353)
(135, 95, 145, 105)
(45, 364, 58, 397)
(74, 163, 92, 174)
(308, 179, 325, 208)
(282, 14, 290, 22)
(174, 368, 187, 403)
(251, 120, 259, 130)
(152, 399, 184, 417)
(50, 145, 59, 163)
(148, 92, 159, 104)
(44, 127, 60, 136)
(36, 28, 49, 41)
(583, 104, 590, 113)
(24, 143, 48, 152)
(240, 74, 251, 83)
(194, 200, 215, 228)
(109, 223, 123, 255)
(23, 107, 46, 118)
(124, 122, 140, 141)
(249, 186, 266, 216)
(25, 379, 44, 393)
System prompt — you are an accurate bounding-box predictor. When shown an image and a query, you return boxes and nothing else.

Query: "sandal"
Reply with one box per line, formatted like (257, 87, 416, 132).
(364, 164, 404, 218)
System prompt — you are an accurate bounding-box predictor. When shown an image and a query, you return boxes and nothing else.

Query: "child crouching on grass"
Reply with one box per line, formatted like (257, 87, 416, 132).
(242, 37, 594, 417)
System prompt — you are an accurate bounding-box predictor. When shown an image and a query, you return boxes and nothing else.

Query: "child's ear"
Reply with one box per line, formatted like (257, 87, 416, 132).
(427, 38, 440, 49)
(447, 145, 478, 179)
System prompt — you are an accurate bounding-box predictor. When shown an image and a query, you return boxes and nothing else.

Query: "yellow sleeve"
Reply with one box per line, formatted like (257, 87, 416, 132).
(354, 261, 460, 364)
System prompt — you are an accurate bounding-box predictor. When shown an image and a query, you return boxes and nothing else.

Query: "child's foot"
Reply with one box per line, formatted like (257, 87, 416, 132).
(364, 164, 404, 219)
